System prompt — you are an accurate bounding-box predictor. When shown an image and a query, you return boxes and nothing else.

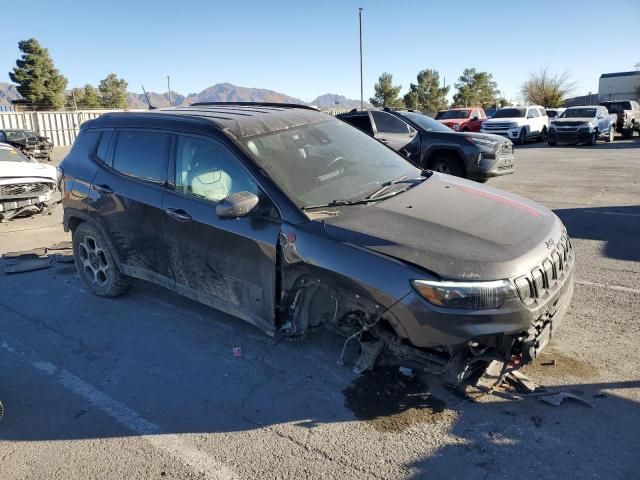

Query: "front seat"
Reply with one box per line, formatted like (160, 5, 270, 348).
(188, 145, 232, 202)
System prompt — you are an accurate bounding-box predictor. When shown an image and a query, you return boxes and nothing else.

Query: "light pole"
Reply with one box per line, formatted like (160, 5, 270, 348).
(167, 76, 172, 107)
(359, 7, 363, 110)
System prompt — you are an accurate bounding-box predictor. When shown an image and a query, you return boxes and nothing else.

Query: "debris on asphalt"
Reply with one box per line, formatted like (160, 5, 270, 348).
(232, 347, 242, 357)
(352, 338, 385, 374)
(541, 359, 557, 366)
(506, 370, 538, 393)
(3, 256, 53, 274)
(475, 360, 506, 390)
(538, 392, 595, 408)
(2, 242, 74, 274)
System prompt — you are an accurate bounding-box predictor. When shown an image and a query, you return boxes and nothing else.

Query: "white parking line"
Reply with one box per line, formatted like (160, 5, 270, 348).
(575, 280, 640, 295)
(1, 340, 238, 480)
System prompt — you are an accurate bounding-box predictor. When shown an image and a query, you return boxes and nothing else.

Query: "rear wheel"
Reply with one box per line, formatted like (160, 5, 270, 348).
(606, 126, 615, 143)
(73, 222, 132, 297)
(517, 128, 527, 145)
(539, 127, 547, 142)
(547, 139, 557, 146)
(622, 127, 633, 139)
(430, 156, 463, 177)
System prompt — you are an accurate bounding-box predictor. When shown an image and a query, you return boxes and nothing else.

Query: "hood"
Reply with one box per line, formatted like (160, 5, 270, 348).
(460, 131, 511, 144)
(552, 118, 593, 125)
(439, 119, 466, 126)
(483, 117, 521, 123)
(321, 174, 563, 280)
(0, 161, 57, 182)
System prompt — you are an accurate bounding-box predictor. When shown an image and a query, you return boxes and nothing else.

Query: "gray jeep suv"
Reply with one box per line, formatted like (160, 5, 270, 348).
(60, 103, 574, 383)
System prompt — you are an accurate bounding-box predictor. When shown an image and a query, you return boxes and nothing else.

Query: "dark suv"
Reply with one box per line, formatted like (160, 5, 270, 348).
(61, 103, 573, 383)
(337, 109, 514, 181)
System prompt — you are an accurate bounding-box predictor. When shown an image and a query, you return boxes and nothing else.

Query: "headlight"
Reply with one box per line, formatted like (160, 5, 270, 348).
(56, 166, 64, 191)
(412, 279, 517, 310)
(549, 123, 557, 130)
(509, 122, 519, 128)
(468, 136, 498, 148)
(578, 123, 592, 131)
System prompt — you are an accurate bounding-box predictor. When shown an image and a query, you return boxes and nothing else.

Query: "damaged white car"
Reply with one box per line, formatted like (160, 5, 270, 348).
(0, 143, 60, 221)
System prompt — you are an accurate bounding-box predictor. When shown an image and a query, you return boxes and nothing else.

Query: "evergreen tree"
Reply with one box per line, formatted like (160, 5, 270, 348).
(99, 74, 128, 109)
(9, 38, 68, 109)
(403, 69, 449, 114)
(453, 68, 499, 108)
(370, 73, 404, 108)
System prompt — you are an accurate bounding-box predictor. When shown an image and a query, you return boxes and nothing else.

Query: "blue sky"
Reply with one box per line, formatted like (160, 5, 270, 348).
(1, 0, 638, 102)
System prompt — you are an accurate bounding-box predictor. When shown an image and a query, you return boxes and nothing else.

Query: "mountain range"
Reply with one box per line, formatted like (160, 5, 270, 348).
(0, 81, 369, 110)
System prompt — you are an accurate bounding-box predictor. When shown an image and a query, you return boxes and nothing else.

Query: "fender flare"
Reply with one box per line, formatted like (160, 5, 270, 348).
(63, 209, 124, 269)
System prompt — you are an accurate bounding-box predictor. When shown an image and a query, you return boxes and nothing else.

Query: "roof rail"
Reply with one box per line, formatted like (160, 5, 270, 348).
(187, 101, 318, 111)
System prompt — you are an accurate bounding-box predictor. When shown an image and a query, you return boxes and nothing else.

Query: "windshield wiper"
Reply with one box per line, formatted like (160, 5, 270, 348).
(365, 172, 430, 200)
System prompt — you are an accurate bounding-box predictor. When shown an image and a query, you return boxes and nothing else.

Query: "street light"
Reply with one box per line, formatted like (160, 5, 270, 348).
(359, 7, 363, 110)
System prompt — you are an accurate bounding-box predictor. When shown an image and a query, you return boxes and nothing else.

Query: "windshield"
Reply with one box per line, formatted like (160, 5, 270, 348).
(399, 112, 453, 132)
(601, 102, 630, 114)
(561, 108, 596, 118)
(492, 108, 526, 118)
(240, 120, 420, 208)
(547, 110, 559, 118)
(0, 145, 34, 162)
(436, 110, 470, 120)
(5, 130, 37, 140)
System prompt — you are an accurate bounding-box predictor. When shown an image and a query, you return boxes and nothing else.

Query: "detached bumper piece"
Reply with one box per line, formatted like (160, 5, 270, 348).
(0, 182, 56, 220)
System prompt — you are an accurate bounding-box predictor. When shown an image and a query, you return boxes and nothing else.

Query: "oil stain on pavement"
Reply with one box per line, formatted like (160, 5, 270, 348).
(343, 366, 458, 433)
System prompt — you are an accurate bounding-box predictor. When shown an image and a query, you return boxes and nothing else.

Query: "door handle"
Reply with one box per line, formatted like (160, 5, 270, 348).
(92, 184, 113, 194)
(379, 138, 388, 143)
(165, 208, 192, 222)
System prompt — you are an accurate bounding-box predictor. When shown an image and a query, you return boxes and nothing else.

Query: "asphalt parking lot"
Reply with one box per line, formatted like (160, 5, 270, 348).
(1, 138, 639, 480)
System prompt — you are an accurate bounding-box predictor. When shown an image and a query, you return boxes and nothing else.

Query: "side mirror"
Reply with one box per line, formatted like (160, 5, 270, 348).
(471, 116, 479, 121)
(216, 191, 260, 219)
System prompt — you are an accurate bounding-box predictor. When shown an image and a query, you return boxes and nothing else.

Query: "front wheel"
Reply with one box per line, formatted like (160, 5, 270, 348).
(547, 140, 557, 146)
(73, 222, 132, 297)
(517, 128, 527, 145)
(622, 128, 633, 139)
(587, 131, 597, 146)
(430, 156, 463, 177)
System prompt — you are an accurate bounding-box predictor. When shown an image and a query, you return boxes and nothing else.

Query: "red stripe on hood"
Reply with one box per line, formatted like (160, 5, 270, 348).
(453, 184, 541, 218)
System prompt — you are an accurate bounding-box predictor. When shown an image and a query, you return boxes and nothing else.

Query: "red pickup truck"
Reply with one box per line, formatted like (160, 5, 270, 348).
(436, 107, 487, 132)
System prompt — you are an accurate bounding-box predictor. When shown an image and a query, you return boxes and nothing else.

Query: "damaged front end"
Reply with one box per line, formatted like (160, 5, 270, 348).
(278, 228, 575, 386)
(0, 179, 58, 220)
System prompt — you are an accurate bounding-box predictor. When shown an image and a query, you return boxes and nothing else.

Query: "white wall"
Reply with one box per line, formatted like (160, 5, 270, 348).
(598, 73, 640, 102)
(0, 109, 145, 147)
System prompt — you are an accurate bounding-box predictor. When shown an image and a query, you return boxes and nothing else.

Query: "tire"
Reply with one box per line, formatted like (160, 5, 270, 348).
(517, 128, 527, 145)
(461, 127, 469, 132)
(430, 155, 463, 177)
(605, 126, 615, 143)
(73, 222, 132, 297)
(622, 128, 633, 139)
(539, 127, 547, 142)
(547, 140, 557, 146)
(587, 131, 597, 146)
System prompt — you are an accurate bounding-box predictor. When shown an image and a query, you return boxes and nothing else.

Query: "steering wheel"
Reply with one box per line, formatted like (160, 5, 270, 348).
(326, 156, 346, 171)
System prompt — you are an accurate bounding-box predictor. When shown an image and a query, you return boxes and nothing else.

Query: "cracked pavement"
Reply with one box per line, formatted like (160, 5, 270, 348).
(1, 139, 639, 479)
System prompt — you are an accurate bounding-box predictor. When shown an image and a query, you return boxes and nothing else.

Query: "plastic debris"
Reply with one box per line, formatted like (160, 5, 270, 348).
(398, 366, 414, 378)
(3, 256, 53, 274)
(506, 370, 538, 393)
(538, 392, 595, 408)
(232, 347, 242, 358)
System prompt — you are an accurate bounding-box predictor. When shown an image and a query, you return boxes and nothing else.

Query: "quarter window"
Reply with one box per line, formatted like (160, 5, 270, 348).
(342, 115, 373, 135)
(71, 130, 101, 159)
(174, 135, 257, 203)
(372, 111, 410, 134)
(96, 129, 114, 163)
(528, 108, 540, 118)
(112, 130, 169, 183)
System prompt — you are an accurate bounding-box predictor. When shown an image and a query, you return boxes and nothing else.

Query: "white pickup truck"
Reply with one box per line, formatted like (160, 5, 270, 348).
(547, 105, 617, 145)
(480, 105, 548, 145)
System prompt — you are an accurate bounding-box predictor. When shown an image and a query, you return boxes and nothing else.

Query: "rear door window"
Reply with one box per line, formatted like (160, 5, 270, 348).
(112, 130, 170, 183)
(371, 111, 410, 133)
(341, 115, 373, 135)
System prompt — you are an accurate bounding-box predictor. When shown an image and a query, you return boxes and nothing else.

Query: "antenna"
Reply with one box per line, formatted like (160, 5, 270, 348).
(141, 85, 156, 110)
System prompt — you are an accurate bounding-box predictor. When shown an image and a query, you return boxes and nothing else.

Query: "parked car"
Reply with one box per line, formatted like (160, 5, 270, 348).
(337, 109, 514, 181)
(481, 106, 549, 145)
(599, 100, 640, 139)
(61, 102, 573, 383)
(548, 106, 617, 146)
(545, 108, 566, 120)
(435, 107, 487, 132)
(0, 143, 59, 220)
(0, 129, 54, 162)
